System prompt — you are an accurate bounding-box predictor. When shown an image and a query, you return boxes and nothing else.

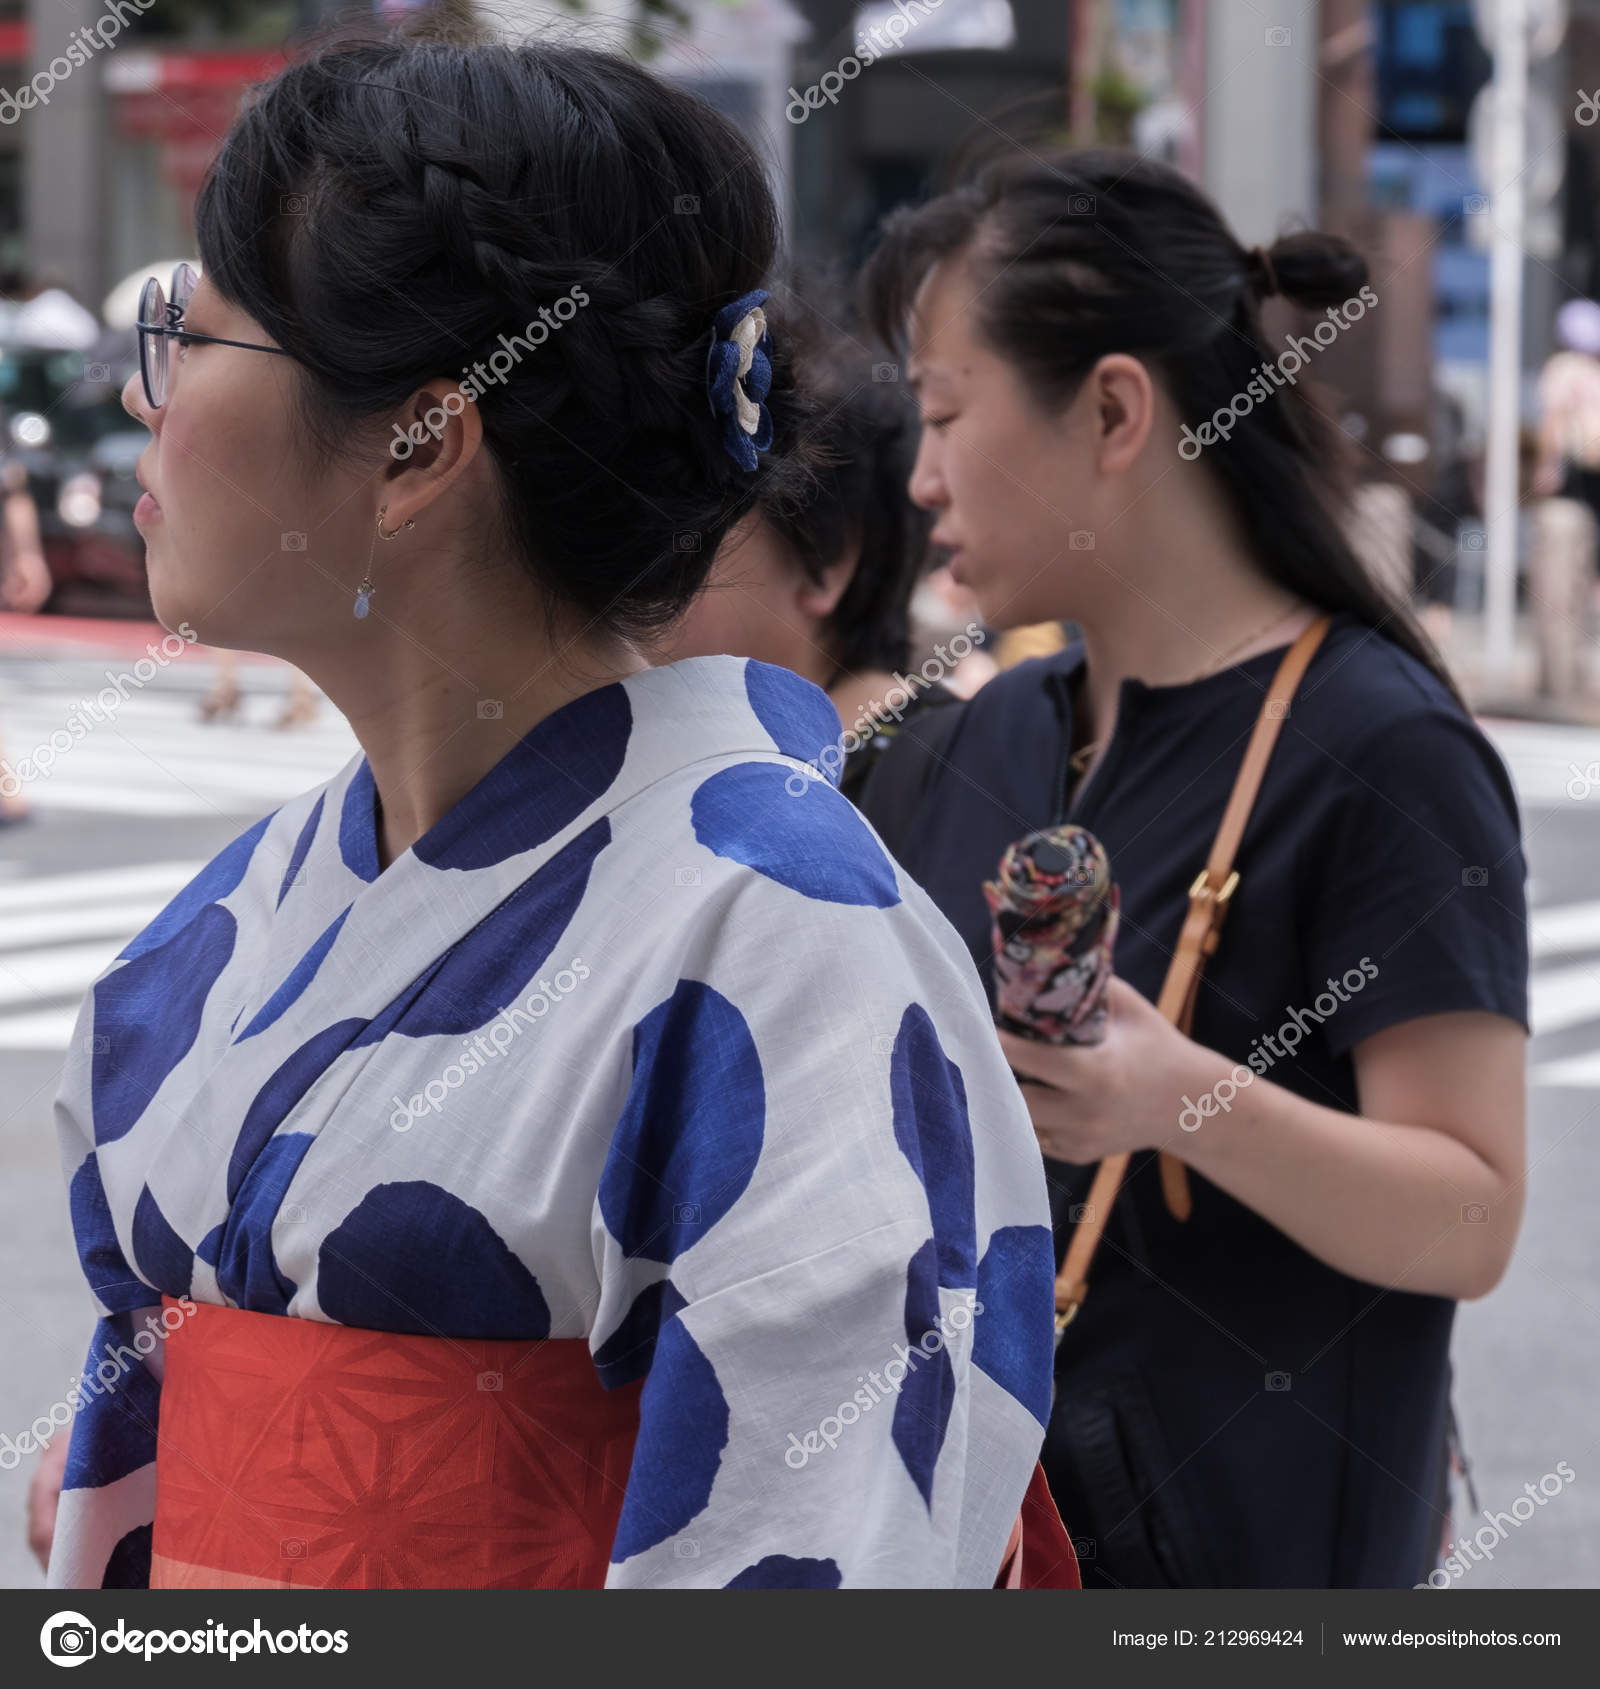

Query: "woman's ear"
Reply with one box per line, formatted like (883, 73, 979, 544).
(379, 378, 488, 524)
(794, 536, 860, 621)
(1088, 353, 1156, 476)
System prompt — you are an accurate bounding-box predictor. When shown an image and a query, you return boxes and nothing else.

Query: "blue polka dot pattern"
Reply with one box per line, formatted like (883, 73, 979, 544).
(351, 819, 607, 1046)
(92, 904, 237, 1146)
(416, 683, 632, 871)
(234, 906, 351, 1042)
(725, 1555, 842, 1589)
(890, 1005, 977, 1290)
(229, 1020, 366, 1202)
(68, 1153, 145, 1314)
(599, 980, 763, 1263)
(339, 761, 379, 882)
(691, 763, 900, 907)
(890, 1238, 955, 1509)
(63, 1316, 162, 1491)
(973, 1225, 1055, 1428)
(318, 1181, 551, 1339)
(743, 660, 843, 782)
(277, 794, 325, 907)
(594, 1277, 689, 1389)
(118, 814, 268, 962)
(610, 1315, 728, 1561)
(131, 1185, 192, 1300)
(103, 1524, 153, 1589)
(214, 1132, 313, 1315)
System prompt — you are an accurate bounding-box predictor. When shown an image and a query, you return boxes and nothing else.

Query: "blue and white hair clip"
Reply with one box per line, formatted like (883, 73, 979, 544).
(706, 289, 774, 472)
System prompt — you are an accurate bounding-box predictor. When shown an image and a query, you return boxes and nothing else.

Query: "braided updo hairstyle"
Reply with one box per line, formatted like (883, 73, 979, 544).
(193, 34, 809, 642)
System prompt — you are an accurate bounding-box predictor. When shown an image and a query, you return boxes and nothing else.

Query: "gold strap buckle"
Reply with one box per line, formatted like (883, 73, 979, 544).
(1189, 867, 1240, 911)
(1054, 1296, 1083, 1337)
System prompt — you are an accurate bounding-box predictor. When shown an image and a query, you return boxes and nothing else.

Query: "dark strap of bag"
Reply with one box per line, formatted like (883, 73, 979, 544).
(1053, 615, 1332, 1338)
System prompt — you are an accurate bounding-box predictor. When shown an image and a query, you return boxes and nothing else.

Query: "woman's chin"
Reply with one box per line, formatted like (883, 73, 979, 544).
(146, 579, 207, 646)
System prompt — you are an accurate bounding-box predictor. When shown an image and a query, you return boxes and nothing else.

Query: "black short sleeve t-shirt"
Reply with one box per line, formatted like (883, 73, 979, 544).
(856, 613, 1529, 1588)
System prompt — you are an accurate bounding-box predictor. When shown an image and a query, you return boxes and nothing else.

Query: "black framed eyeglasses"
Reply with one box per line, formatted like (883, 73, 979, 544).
(136, 262, 293, 408)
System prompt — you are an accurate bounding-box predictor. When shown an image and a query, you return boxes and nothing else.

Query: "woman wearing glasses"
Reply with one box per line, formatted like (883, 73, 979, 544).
(42, 36, 1068, 1589)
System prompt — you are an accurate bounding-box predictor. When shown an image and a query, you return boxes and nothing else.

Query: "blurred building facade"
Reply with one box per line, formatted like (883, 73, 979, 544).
(5, 0, 1600, 482)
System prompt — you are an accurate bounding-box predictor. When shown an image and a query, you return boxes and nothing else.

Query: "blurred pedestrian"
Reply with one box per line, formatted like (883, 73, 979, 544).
(859, 146, 1530, 1589)
(1534, 298, 1600, 513)
(0, 454, 53, 825)
(197, 647, 321, 728)
(659, 289, 957, 802)
(1531, 300, 1600, 695)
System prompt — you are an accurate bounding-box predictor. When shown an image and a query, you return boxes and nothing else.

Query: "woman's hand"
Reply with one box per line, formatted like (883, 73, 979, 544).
(1, 544, 53, 614)
(997, 975, 1215, 1163)
(27, 1434, 69, 1574)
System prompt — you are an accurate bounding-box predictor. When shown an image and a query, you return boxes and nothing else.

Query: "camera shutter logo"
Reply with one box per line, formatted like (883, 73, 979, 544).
(41, 1612, 98, 1667)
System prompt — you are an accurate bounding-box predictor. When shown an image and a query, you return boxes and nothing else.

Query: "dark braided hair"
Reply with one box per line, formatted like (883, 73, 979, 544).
(194, 32, 811, 642)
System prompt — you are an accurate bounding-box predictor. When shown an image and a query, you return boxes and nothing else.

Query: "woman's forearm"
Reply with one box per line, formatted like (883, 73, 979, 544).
(1167, 1043, 1522, 1300)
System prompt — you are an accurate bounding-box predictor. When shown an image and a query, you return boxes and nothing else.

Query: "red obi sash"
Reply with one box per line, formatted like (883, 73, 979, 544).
(150, 1298, 641, 1589)
(151, 1297, 1079, 1589)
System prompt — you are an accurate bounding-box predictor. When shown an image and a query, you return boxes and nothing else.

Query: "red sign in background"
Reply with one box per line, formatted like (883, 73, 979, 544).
(111, 52, 289, 196)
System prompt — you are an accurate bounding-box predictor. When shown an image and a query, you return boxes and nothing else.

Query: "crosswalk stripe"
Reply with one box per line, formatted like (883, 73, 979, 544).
(1481, 719, 1600, 808)
(1529, 957, 1600, 1038)
(0, 862, 202, 914)
(1529, 901, 1600, 960)
(1530, 1050, 1600, 1088)
(0, 1005, 82, 1051)
(0, 939, 123, 1009)
(5, 781, 274, 819)
(0, 898, 171, 952)
(2, 728, 351, 787)
(0, 667, 356, 820)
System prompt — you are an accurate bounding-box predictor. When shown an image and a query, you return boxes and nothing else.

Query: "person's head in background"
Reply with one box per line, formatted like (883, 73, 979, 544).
(1555, 297, 1600, 358)
(661, 282, 933, 725)
(861, 146, 1455, 697)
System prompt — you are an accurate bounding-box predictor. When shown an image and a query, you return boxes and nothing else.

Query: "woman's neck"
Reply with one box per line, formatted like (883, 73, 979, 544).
(1072, 572, 1317, 786)
(289, 590, 647, 872)
(826, 666, 911, 741)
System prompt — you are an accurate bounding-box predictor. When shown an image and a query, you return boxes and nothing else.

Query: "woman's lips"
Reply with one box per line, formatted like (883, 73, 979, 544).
(133, 490, 162, 524)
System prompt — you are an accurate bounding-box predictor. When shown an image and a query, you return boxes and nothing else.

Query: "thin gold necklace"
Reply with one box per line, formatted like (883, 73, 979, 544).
(1178, 602, 1310, 686)
(1067, 603, 1310, 779)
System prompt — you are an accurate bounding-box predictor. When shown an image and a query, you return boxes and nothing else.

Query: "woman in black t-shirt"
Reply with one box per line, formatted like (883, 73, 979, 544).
(857, 150, 1529, 1588)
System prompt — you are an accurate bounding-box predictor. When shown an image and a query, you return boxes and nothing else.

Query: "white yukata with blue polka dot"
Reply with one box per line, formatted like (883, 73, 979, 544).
(48, 656, 1056, 1589)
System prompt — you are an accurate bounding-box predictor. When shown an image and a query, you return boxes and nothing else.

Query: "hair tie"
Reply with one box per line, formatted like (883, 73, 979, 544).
(1247, 245, 1280, 300)
(706, 289, 775, 472)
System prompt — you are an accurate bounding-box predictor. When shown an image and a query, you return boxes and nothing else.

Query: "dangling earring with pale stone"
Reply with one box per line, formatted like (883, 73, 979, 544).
(354, 505, 413, 619)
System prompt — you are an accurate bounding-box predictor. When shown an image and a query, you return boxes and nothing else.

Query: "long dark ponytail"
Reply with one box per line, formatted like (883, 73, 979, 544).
(861, 147, 1459, 700)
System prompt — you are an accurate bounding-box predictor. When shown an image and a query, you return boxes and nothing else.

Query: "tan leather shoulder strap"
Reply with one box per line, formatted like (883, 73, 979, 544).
(1053, 615, 1331, 1334)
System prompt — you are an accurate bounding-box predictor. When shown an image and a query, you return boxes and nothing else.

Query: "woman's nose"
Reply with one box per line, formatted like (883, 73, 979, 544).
(907, 435, 945, 512)
(121, 368, 153, 429)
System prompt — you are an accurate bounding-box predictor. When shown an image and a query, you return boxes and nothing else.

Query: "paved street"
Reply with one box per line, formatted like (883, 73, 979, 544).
(0, 631, 1596, 1588)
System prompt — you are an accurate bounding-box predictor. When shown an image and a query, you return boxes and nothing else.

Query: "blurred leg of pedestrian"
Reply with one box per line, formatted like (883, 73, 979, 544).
(0, 724, 30, 825)
(1, 456, 54, 822)
(1530, 495, 1596, 701)
(198, 648, 241, 722)
(274, 667, 319, 730)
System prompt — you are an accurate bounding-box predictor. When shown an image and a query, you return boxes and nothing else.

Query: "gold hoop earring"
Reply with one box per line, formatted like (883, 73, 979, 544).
(354, 505, 415, 619)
